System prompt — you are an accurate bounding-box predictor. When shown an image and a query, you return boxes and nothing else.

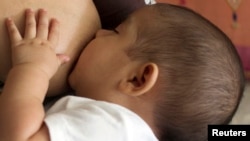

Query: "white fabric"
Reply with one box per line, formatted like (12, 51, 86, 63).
(45, 96, 158, 141)
(145, 0, 156, 5)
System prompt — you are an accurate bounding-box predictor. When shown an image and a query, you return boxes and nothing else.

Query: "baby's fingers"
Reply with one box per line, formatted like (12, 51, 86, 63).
(5, 18, 22, 44)
(48, 19, 60, 47)
(57, 54, 70, 65)
(24, 9, 36, 39)
(37, 9, 49, 39)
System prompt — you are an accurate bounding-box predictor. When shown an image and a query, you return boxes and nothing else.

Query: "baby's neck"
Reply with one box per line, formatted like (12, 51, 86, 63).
(124, 95, 158, 137)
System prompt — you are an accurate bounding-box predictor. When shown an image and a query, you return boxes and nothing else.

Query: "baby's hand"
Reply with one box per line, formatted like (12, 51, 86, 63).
(6, 9, 70, 79)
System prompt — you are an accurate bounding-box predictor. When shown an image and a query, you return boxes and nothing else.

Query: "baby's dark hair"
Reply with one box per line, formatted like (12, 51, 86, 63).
(127, 3, 245, 141)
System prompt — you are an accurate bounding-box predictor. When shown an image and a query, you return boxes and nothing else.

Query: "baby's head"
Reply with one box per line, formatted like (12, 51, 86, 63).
(69, 3, 245, 141)
(128, 3, 245, 140)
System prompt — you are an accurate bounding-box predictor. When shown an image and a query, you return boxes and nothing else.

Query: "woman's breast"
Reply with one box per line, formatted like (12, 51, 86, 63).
(0, 0, 101, 96)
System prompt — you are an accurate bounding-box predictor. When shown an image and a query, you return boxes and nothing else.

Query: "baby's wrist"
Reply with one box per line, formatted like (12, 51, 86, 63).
(10, 64, 51, 81)
(3, 64, 51, 101)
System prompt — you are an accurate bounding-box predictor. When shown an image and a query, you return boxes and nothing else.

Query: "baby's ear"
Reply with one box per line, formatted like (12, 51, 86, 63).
(118, 63, 159, 96)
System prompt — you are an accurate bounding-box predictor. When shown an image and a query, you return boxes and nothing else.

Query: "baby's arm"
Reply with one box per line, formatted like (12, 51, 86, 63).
(0, 9, 69, 140)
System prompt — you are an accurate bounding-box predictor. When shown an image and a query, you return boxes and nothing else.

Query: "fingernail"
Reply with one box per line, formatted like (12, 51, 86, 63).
(26, 9, 33, 13)
(5, 17, 12, 24)
(64, 56, 70, 62)
(40, 9, 47, 13)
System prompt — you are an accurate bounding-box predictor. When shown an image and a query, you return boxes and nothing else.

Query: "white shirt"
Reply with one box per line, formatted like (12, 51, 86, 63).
(145, 0, 156, 5)
(45, 96, 158, 141)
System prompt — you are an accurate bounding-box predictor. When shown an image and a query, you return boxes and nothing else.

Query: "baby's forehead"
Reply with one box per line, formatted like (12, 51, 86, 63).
(115, 5, 157, 37)
(132, 6, 155, 19)
(126, 6, 155, 26)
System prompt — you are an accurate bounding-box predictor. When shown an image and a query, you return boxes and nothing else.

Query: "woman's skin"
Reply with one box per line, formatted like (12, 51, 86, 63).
(0, 0, 101, 96)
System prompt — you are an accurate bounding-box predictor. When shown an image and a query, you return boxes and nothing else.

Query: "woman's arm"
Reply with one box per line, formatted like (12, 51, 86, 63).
(0, 9, 65, 141)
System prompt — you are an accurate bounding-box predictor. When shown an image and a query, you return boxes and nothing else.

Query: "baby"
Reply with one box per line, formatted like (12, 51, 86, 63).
(0, 3, 245, 141)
